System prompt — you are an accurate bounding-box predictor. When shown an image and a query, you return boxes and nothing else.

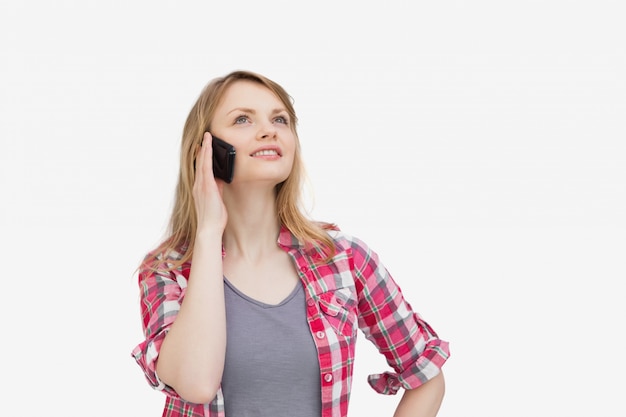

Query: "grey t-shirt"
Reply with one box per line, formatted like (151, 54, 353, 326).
(221, 278, 322, 417)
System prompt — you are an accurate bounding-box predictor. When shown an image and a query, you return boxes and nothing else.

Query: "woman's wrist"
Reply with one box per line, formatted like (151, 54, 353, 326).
(195, 225, 224, 242)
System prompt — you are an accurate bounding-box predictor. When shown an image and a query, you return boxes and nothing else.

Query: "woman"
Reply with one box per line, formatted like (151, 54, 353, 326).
(132, 70, 450, 417)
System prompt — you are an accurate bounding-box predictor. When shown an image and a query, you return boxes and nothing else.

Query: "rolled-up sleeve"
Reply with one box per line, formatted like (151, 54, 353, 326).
(350, 238, 450, 395)
(131, 253, 188, 398)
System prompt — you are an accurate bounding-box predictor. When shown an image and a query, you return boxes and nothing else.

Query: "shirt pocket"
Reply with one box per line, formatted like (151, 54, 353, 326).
(318, 287, 358, 338)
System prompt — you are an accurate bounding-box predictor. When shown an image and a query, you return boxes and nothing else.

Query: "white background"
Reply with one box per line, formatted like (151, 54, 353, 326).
(1, 1, 624, 416)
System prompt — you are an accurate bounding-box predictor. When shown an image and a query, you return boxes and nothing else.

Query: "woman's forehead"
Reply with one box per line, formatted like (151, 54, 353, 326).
(217, 80, 285, 113)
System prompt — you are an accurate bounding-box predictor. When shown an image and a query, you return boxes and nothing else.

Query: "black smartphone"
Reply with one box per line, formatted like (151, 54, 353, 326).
(211, 135, 236, 183)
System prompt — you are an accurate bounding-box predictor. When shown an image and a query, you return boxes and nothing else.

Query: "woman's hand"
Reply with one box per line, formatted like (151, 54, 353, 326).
(193, 132, 228, 235)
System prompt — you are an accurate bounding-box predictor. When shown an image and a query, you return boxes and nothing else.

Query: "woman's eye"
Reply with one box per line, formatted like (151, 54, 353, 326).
(235, 115, 248, 124)
(275, 116, 288, 124)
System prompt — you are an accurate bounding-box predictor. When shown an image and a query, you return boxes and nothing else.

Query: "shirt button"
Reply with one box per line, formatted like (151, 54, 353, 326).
(324, 373, 333, 383)
(300, 266, 308, 273)
(307, 298, 315, 307)
(316, 331, 325, 339)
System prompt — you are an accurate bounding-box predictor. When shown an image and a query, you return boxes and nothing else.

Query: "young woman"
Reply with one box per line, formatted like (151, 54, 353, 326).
(132, 70, 450, 417)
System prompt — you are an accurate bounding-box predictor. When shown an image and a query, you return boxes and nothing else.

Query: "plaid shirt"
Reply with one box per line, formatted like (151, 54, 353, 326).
(132, 226, 450, 417)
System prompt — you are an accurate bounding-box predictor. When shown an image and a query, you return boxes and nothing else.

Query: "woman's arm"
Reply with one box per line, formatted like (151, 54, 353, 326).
(155, 233, 227, 404)
(155, 133, 229, 404)
(393, 372, 446, 417)
(346, 234, 450, 412)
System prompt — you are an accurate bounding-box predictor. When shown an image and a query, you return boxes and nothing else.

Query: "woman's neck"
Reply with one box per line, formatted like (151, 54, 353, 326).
(222, 185, 281, 262)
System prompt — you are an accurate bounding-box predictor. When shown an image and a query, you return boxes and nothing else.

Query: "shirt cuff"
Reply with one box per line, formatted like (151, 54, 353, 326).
(367, 340, 450, 395)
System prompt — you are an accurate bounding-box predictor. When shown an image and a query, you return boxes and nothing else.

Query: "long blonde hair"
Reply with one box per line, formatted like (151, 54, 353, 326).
(145, 70, 336, 270)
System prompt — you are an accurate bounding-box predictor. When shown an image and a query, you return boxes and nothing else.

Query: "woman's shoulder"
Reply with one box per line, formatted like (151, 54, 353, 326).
(144, 244, 185, 263)
(139, 241, 189, 277)
(322, 224, 370, 252)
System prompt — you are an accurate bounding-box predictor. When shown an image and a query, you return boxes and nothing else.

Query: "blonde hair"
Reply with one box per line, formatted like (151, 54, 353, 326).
(145, 70, 336, 270)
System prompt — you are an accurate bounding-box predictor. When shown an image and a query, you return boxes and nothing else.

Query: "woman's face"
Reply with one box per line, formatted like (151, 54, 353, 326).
(210, 80, 296, 186)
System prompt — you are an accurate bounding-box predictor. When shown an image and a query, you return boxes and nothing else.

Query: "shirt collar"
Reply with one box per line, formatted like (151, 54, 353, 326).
(277, 224, 305, 250)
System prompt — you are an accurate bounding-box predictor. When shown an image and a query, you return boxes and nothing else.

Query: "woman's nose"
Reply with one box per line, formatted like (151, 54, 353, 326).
(256, 121, 277, 140)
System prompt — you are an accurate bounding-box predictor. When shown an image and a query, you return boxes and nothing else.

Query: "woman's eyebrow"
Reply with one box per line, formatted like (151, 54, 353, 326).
(227, 107, 255, 115)
(227, 107, 287, 115)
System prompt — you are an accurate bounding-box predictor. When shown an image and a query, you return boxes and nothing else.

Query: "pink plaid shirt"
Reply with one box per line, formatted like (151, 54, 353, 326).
(132, 226, 450, 417)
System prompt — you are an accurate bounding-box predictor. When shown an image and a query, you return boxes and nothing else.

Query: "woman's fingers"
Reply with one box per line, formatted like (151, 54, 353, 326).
(202, 132, 213, 176)
(195, 132, 211, 178)
(193, 132, 228, 231)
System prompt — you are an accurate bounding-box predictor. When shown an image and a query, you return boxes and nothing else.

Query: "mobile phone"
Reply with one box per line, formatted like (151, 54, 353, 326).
(210, 135, 236, 183)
